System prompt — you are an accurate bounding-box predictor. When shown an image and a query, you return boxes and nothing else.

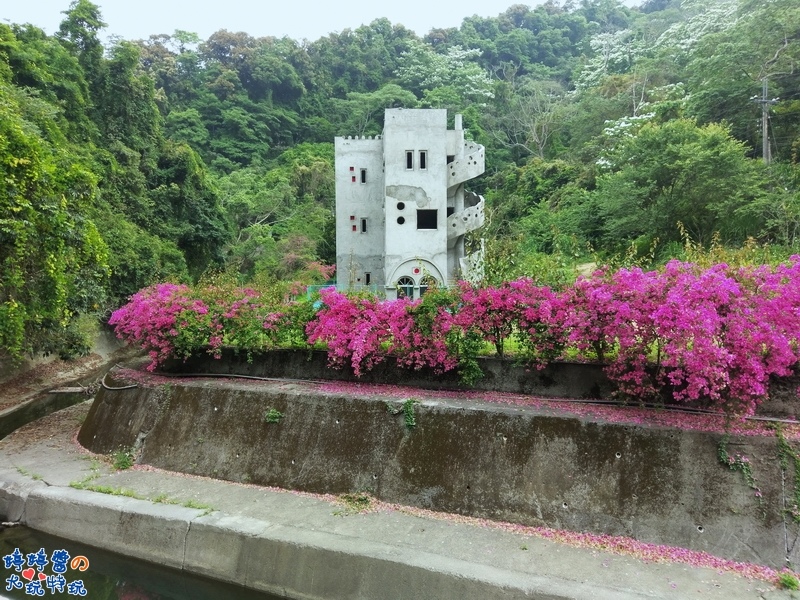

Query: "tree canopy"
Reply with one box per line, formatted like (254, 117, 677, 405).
(2, 0, 800, 360)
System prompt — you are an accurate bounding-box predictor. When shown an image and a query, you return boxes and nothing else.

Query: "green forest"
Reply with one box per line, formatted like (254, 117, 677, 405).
(1, 0, 799, 360)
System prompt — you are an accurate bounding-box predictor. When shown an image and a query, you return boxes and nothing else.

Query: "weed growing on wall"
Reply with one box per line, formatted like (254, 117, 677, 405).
(264, 408, 284, 424)
(112, 447, 134, 470)
(403, 399, 419, 429)
(718, 434, 763, 509)
(776, 426, 800, 523)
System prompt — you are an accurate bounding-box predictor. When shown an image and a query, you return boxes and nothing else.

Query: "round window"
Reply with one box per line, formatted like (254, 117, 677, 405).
(397, 202, 405, 210)
(397, 216, 405, 225)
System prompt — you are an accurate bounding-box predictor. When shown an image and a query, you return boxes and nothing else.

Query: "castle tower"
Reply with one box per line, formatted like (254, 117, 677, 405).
(335, 109, 485, 299)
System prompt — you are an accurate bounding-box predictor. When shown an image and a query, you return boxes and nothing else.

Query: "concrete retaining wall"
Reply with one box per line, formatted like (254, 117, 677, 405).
(0, 391, 88, 439)
(160, 349, 800, 418)
(79, 370, 799, 568)
(161, 349, 616, 399)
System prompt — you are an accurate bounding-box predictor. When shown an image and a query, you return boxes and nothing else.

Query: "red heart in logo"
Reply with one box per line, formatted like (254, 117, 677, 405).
(38, 571, 47, 581)
(21, 567, 35, 581)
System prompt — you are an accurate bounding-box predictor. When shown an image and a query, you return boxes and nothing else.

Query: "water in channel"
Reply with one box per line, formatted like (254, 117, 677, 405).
(1, 525, 284, 600)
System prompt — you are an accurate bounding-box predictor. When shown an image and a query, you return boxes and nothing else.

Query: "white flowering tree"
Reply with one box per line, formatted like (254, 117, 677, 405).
(653, 0, 739, 59)
(574, 30, 642, 91)
(394, 41, 494, 108)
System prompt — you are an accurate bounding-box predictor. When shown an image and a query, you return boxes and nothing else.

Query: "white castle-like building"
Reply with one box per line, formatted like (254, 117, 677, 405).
(335, 108, 486, 299)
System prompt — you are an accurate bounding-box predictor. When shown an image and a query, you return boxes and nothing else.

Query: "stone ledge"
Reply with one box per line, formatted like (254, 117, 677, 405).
(1, 472, 648, 600)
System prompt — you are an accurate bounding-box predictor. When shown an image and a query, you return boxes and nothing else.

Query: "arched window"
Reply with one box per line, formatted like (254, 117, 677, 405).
(419, 276, 436, 297)
(396, 276, 415, 299)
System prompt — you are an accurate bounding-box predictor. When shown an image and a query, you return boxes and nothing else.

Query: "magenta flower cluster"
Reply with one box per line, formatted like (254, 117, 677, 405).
(304, 288, 460, 376)
(108, 282, 306, 370)
(307, 259, 800, 416)
(108, 283, 209, 369)
(109, 258, 800, 416)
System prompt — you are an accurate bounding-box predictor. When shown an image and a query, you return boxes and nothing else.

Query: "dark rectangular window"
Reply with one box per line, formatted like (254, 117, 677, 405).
(361, 218, 367, 233)
(365, 272, 371, 285)
(406, 151, 414, 169)
(446, 207, 455, 217)
(417, 209, 438, 230)
(419, 151, 427, 170)
(360, 168, 367, 183)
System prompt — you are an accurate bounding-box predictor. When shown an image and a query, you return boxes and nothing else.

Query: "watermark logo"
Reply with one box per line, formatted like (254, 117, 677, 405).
(3, 548, 89, 596)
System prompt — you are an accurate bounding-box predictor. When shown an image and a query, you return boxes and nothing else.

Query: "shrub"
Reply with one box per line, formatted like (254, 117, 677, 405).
(110, 257, 800, 416)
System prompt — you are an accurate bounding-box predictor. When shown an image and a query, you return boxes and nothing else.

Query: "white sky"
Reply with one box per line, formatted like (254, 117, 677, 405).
(3, 0, 525, 43)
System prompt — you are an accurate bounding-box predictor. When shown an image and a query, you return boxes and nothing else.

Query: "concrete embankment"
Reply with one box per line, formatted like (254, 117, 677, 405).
(0, 402, 786, 599)
(160, 348, 800, 420)
(0, 327, 137, 440)
(78, 366, 798, 569)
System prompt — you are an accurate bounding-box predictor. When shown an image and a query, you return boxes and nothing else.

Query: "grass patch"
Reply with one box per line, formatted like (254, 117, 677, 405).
(183, 498, 215, 516)
(334, 492, 374, 516)
(778, 571, 800, 590)
(69, 465, 102, 490)
(16, 467, 43, 481)
(70, 483, 143, 499)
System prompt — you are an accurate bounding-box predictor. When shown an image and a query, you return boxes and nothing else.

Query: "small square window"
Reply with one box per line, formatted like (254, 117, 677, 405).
(417, 209, 438, 230)
(351, 176, 356, 182)
(350, 166, 354, 171)
(352, 225, 357, 232)
(350, 215, 355, 220)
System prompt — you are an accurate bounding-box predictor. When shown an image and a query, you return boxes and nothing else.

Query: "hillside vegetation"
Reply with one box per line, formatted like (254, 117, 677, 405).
(2, 0, 799, 360)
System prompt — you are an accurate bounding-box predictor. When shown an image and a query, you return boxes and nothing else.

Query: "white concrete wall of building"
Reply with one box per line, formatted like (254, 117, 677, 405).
(335, 137, 385, 289)
(333, 109, 486, 299)
(383, 109, 449, 297)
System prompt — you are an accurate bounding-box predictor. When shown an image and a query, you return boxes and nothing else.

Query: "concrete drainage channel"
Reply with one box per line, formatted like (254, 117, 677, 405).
(79, 370, 793, 568)
(0, 359, 793, 599)
(0, 388, 90, 440)
(0, 476, 648, 600)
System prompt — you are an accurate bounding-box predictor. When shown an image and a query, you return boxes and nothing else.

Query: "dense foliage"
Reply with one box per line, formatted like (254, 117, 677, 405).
(110, 258, 800, 417)
(3, 0, 800, 361)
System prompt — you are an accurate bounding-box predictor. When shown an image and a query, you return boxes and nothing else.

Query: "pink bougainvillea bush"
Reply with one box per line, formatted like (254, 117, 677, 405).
(109, 258, 800, 415)
(108, 283, 208, 370)
(305, 286, 474, 379)
(108, 282, 313, 371)
(550, 259, 800, 415)
(304, 288, 410, 376)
